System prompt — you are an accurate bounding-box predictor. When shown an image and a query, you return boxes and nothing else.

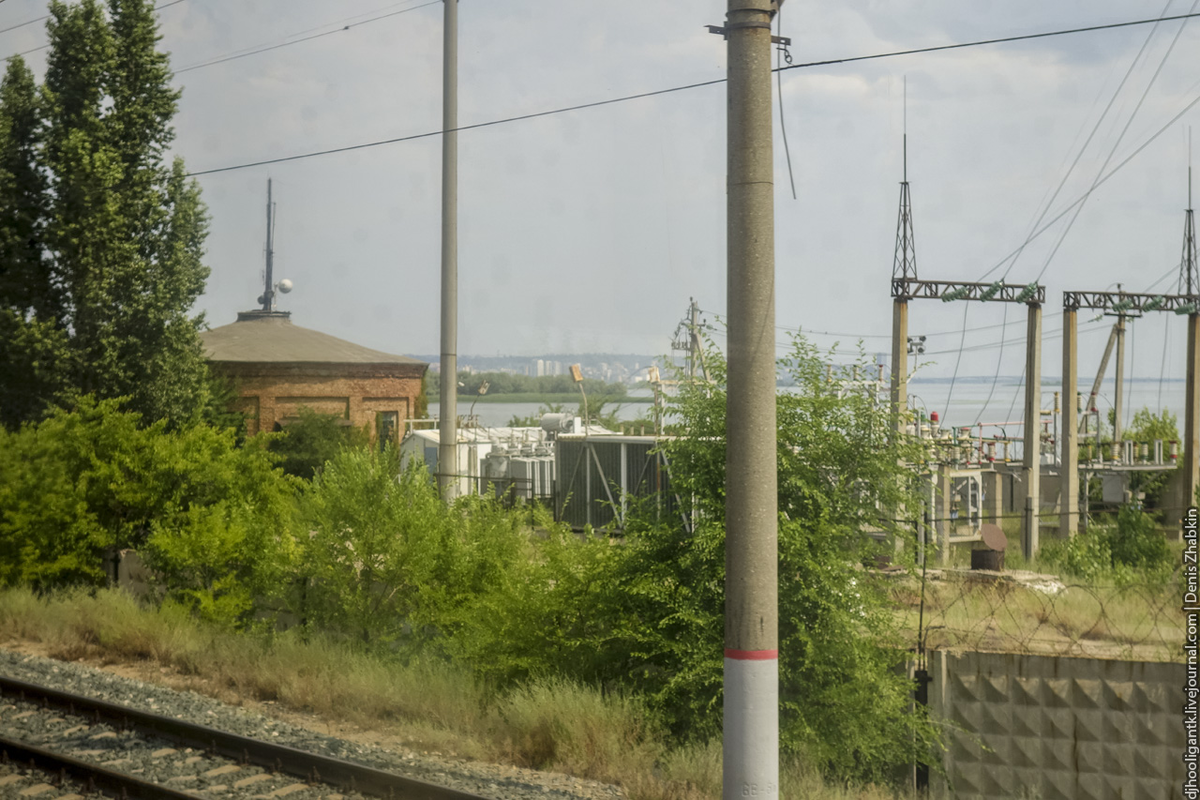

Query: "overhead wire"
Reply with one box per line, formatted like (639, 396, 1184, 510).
(964, 1, 1181, 423)
(175, 0, 439, 74)
(1027, 0, 1198, 286)
(2, 0, 187, 62)
(183, 11, 1200, 177)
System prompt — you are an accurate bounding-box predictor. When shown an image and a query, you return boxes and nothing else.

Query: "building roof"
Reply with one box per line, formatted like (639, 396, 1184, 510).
(202, 310, 425, 365)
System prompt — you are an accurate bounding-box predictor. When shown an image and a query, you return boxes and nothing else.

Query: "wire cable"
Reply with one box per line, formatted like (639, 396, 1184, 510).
(775, 10, 797, 200)
(777, 12, 1200, 75)
(175, 0, 438, 74)
(184, 11, 1200, 177)
(1027, 0, 1197, 286)
(2, 0, 187, 62)
(970, 0, 1178, 424)
(940, 302, 970, 420)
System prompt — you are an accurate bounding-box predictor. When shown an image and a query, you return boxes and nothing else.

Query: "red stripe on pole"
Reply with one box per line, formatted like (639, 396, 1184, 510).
(724, 648, 778, 661)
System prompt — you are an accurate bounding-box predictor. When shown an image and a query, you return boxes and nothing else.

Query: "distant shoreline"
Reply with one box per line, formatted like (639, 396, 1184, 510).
(434, 393, 653, 404)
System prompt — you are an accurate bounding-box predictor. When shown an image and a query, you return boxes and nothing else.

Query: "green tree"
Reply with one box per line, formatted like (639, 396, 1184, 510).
(450, 336, 937, 783)
(0, 0, 212, 431)
(0, 397, 297, 600)
(0, 59, 72, 429)
(1123, 407, 1179, 509)
(266, 407, 369, 480)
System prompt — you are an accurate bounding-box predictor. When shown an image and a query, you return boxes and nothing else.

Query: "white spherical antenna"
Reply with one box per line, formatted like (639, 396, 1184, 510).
(277, 279, 293, 294)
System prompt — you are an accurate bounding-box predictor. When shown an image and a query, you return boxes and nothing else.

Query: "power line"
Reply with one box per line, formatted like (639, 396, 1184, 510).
(186, 11, 1200, 177)
(1027, 0, 1197, 285)
(2, 0, 187, 62)
(779, 11, 1200, 75)
(175, 0, 439, 74)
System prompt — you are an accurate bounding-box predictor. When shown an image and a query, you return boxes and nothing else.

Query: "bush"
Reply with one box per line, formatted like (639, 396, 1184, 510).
(266, 406, 369, 480)
(0, 397, 299, 621)
(441, 337, 939, 784)
(295, 448, 530, 651)
(1041, 504, 1172, 583)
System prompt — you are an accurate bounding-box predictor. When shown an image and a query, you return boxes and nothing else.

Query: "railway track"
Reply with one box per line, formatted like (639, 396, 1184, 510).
(0, 675, 491, 799)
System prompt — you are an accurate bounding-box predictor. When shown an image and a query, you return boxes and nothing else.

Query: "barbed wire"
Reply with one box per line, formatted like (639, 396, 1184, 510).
(888, 570, 1183, 663)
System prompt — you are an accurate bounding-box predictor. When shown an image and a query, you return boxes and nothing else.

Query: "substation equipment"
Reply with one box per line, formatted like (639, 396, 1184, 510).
(889, 137, 1047, 560)
(1059, 290, 1194, 536)
(892, 151, 1199, 560)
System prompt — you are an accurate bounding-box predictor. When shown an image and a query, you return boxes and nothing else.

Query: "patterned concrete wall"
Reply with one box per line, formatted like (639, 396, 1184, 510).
(929, 651, 1184, 799)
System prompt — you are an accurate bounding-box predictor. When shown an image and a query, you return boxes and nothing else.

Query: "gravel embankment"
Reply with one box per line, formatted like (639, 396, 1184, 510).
(0, 648, 623, 800)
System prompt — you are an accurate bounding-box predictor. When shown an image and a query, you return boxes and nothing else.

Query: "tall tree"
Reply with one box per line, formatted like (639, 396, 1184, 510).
(0, 58, 71, 428)
(0, 0, 211, 430)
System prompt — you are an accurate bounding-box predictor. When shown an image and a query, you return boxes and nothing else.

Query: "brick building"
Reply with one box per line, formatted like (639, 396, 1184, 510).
(202, 310, 428, 445)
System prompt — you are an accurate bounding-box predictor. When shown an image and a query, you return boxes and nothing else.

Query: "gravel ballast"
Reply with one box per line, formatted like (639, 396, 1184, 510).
(0, 648, 623, 800)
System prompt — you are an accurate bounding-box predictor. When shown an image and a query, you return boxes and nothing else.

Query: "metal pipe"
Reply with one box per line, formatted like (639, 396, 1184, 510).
(438, 0, 459, 499)
(724, 1, 779, 795)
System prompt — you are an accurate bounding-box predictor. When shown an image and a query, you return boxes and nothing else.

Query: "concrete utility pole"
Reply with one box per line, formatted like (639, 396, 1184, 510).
(1187, 314, 1200, 502)
(891, 301, 908, 435)
(723, 0, 779, 796)
(689, 298, 701, 380)
(437, 0, 459, 500)
(1114, 313, 1126, 446)
(1061, 308, 1078, 536)
(1185, 160, 1199, 505)
(1022, 302, 1042, 559)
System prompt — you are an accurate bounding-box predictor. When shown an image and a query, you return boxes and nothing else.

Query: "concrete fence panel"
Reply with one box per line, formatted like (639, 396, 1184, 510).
(929, 650, 1184, 799)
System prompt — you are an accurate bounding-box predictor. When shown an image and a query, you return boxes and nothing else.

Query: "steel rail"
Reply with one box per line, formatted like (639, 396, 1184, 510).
(0, 676, 489, 800)
(0, 733, 200, 799)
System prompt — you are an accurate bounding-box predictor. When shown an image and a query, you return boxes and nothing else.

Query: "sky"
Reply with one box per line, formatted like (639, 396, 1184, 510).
(3, 0, 1200, 403)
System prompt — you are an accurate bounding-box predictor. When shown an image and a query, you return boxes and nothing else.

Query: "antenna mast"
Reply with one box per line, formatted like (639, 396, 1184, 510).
(1184, 129, 1197, 298)
(893, 78, 917, 283)
(262, 179, 276, 311)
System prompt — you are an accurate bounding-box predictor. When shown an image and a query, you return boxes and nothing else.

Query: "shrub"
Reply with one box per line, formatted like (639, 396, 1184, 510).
(1041, 504, 1172, 583)
(295, 448, 530, 651)
(266, 406, 369, 480)
(0, 397, 299, 621)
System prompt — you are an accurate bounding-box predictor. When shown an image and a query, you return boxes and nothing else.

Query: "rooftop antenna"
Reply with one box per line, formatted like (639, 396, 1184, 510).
(261, 179, 276, 311)
(892, 76, 917, 283)
(1183, 128, 1197, 298)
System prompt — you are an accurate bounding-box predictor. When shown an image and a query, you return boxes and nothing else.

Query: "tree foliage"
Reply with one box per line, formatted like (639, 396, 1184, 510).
(266, 407, 369, 480)
(447, 336, 937, 782)
(429, 370, 628, 400)
(0, 398, 298, 608)
(1121, 407, 1180, 509)
(0, 0, 211, 431)
(294, 448, 530, 651)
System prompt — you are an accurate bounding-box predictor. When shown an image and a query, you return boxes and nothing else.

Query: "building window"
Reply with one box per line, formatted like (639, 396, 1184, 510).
(377, 411, 399, 450)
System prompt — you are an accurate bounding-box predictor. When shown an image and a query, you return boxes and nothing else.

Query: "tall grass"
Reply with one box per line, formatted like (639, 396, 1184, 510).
(0, 588, 910, 800)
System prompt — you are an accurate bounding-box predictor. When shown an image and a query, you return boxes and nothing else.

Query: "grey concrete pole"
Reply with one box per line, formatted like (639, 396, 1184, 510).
(1022, 303, 1042, 559)
(1114, 314, 1126, 450)
(1061, 308, 1078, 536)
(937, 463, 952, 565)
(437, 0, 459, 499)
(724, 1, 778, 796)
(891, 299, 908, 435)
(1186, 314, 1200, 506)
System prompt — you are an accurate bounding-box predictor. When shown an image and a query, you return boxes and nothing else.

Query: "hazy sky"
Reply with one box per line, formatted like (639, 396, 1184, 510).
(3, 0, 1200, 392)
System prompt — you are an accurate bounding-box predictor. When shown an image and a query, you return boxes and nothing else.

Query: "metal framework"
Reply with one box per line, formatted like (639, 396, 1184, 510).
(893, 278, 1045, 304)
(1063, 289, 1196, 313)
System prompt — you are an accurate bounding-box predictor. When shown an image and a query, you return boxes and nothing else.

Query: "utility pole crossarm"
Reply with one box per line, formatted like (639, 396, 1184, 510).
(892, 278, 1044, 304)
(1063, 289, 1197, 314)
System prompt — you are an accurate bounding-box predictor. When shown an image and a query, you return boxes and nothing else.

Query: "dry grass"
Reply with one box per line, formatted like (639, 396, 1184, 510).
(0, 587, 911, 800)
(891, 570, 1184, 661)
